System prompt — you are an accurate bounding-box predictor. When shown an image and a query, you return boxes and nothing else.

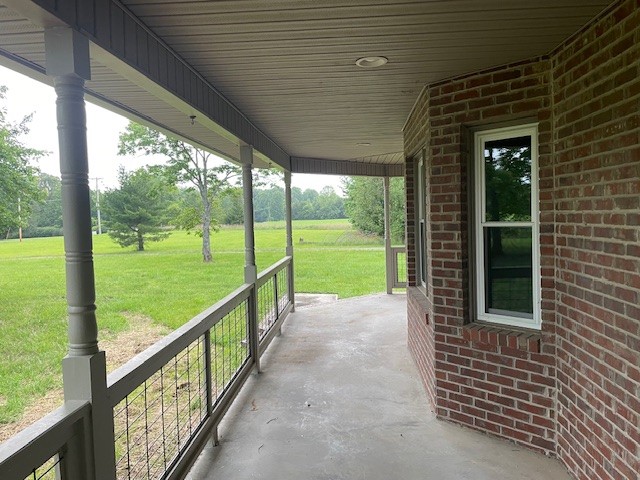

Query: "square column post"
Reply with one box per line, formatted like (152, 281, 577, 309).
(241, 145, 260, 373)
(284, 171, 295, 311)
(45, 27, 116, 480)
(383, 177, 393, 294)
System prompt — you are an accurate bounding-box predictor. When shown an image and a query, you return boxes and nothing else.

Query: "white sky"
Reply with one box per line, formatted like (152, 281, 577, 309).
(0, 65, 344, 194)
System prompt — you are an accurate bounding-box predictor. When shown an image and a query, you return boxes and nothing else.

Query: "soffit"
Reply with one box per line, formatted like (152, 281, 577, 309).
(120, 0, 610, 164)
(0, 1, 613, 168)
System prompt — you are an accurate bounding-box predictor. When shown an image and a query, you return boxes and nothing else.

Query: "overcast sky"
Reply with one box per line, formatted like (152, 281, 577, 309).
(0, 64, 344, 194)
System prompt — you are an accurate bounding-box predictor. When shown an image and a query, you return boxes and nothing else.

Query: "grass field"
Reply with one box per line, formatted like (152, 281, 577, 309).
(0, 219, 388, 424)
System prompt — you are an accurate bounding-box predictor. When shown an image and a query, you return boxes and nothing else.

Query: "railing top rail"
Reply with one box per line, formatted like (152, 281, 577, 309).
(0, 400, 90, 479)
(390, 245, 406, 252)
(256, 256, 291, 288)
(107, 283, 252, 406)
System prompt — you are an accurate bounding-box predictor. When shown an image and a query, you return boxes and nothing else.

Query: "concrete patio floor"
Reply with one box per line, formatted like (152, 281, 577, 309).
(188, 293, 570, 480)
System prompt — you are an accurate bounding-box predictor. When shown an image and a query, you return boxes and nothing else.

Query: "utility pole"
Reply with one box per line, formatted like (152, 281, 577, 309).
(91, 177, 102, 234)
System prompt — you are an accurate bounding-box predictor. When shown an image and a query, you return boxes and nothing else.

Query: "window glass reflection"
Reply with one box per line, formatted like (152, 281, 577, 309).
(484, 136, 532, 222)
(483, 226, 533, 317)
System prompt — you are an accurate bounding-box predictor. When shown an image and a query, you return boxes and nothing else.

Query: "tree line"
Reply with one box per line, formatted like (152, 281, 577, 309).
(12, 170, 405, 246)
(2, 93, 405, 260)
(11, 170, 348, 237)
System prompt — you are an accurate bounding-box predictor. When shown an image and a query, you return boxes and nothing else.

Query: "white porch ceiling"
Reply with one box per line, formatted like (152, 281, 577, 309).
(0, 0, 612, 173)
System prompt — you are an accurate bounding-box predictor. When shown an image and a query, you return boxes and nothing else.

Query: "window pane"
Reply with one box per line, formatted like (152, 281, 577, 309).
(483, 226, 533, 318)
(484, 136, 532, 222)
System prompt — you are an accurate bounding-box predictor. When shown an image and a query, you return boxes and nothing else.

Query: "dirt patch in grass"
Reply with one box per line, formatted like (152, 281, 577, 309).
(102, 313, 171, 371)
(0, 313, 169, 443)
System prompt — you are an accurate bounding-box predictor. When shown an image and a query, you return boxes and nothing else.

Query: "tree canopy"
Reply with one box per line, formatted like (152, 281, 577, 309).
(484, 145, 532, 222)
(118, 122, 244, 262)
(0, 86, 46, 237)
(102, 167, 173, 251)
(343, 177, 405, 243)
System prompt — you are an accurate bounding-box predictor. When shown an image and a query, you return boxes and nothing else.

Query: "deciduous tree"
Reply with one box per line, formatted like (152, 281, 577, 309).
(0, 86, 46, 237)
(118, 122, 241, 262)
(343, 177, 405, 242)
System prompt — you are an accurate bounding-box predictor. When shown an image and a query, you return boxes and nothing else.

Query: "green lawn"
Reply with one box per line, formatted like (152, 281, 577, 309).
(0, 220, 387, 423)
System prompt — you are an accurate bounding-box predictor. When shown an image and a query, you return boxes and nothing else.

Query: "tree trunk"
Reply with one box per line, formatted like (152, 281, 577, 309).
(137, 230, 144, 251)
(202, 198, 213, 262)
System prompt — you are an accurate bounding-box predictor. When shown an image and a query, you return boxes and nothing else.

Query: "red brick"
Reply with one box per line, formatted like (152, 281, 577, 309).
(404, 1, 639, 475)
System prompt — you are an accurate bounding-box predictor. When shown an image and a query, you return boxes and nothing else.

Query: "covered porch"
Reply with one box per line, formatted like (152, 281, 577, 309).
(187, 294, 570, 480)
(0, 0, 638, 479)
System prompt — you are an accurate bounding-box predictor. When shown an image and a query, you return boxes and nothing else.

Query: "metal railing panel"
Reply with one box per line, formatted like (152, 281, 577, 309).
(257, 258, 292, 350)
(276, 264, 290, 316)
(0, 401, 90, 480)
(258, 303, 292, 357)
(257, 275, 277, 340)
(256, 256, 291, 288)
(391, 246, 407, 288)
(209, 298, 251, 401)
(110, 293, 252, 480)
(1, 257, 294, 480)
(108, 284, 252, 406)
(112, 337, 208, 480)
(23, 457, 61, 480)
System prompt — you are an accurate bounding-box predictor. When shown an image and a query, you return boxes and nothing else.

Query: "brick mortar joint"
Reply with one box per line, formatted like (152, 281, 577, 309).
(462, 323, 543, 353)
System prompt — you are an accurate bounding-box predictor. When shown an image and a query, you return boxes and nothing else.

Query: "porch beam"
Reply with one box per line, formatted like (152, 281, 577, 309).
(383, 177, 393, 294)
(284, 171, 295, 312)
(45, 26, 116, 480)
(291, 157, 404, 177)
(4, 0, 290, 170)
(241, 145, 260, 373)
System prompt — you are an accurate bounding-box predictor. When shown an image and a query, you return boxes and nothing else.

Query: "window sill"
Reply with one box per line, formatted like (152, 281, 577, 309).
(462, 323, 541, 353)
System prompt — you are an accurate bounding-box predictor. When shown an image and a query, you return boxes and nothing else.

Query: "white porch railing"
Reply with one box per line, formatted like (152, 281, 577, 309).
(0, 256, 293, 480)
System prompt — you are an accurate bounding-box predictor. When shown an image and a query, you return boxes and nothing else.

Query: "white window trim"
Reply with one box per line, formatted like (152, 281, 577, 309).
(474, 124, 541, 330)
(416, 154, 427, 290)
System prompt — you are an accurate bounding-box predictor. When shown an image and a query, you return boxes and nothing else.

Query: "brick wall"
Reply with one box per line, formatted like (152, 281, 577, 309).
(552, 1, 640, 478)
(437, 60, 557, 453)
(407, 289, 436, 409)
(405, 89, 437, 410)
(403, 0, 639, 477)
(405, 57, 557, 453)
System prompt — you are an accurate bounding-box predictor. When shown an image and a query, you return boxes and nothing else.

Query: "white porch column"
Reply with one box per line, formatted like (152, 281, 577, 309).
(45, 27, 116, 479)
(284, 171, 295, 311)
(383, 177, 393, 294)
(241, 144, 260, 373)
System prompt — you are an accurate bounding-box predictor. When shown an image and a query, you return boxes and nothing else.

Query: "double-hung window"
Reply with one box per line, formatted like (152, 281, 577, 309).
(474, 125, 540, 329)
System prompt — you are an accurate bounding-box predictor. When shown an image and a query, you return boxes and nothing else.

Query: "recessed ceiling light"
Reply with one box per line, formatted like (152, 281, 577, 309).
(355, 56, 388, 68)
(356, 142, 372, 146)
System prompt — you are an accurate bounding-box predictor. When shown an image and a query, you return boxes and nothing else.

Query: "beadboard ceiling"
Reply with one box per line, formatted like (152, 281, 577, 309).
(0, 0, 612, 169)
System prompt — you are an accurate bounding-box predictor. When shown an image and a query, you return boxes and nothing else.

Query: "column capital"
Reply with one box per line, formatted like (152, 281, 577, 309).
(44, 27, 91, 80)
(239, 143, 254, 166)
